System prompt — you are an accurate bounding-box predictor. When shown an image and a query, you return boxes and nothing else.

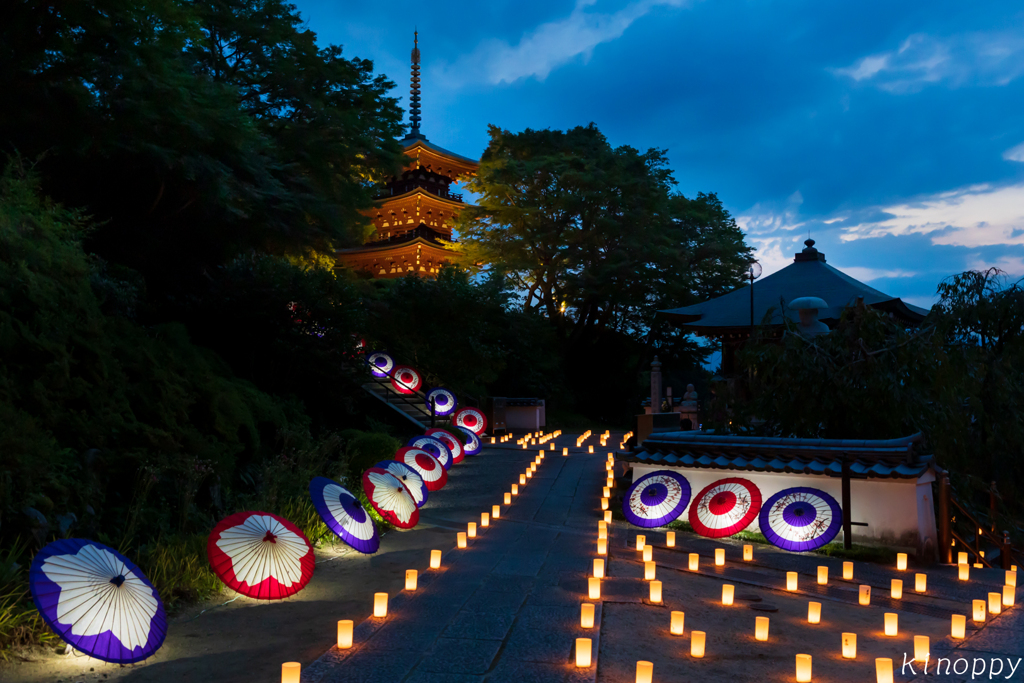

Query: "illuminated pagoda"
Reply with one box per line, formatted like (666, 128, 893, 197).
(336, 32, 479, 278)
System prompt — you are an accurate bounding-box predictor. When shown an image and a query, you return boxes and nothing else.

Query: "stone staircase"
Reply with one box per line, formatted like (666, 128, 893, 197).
(362, 374, 452, 431)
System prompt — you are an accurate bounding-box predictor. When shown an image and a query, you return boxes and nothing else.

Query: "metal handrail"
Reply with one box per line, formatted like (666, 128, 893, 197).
(365, 360, 450, 427)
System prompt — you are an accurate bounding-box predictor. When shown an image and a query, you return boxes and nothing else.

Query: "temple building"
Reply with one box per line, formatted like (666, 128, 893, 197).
(336, 33, 479, 278)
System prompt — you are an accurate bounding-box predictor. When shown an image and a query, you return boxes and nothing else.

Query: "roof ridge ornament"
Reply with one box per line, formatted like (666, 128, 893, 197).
(794, 237, 826, 263)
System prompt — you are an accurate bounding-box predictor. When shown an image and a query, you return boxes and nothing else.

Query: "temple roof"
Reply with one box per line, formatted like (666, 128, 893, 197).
(659, 239, 930, 333)
(402, 136, 479, 172)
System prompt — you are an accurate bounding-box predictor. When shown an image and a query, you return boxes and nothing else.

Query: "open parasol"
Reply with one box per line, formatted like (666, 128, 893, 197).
(309, 477, 379, 554)
(622, 470, 692, 528)
(397, 447, 448, 491)
(759, 486, 843, 552)
(362, 467, 420, 529)
(374, 460, 429, 508)
(407, 435, 452, 470)
(425, 428, 463, 464)
(458, 427, 482, 456)
(207, 511, 315, 600)
(425, 388, 458, 416)
(688, 477, 763, 538)
(366, 351, 394, 378)
(390, 365, 423, 394)
(453, 407, 487, 435)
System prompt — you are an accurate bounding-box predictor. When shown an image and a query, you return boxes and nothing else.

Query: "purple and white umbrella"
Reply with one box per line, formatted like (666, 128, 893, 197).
(407, 435, 452, 470)
(458, 427, 482, 456)
(366, 352, 394, 378)
(309, 477, 379, 554)
(759, 486, 843, 552)
(622, 470, 692, 528)
(425, 388, 458, 416)
(375, 460, 429, 508)
(30, 539, 167, 663)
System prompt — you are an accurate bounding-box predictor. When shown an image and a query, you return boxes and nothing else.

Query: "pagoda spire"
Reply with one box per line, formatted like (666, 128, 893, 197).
(409, 30, 423, 138)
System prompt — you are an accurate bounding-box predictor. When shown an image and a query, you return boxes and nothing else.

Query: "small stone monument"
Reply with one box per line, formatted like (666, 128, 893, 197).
(678, 383, 698, 430)
(789, 296, 830, 337)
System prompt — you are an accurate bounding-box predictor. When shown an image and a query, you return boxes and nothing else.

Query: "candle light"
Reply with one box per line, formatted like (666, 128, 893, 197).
(951, 614, 966, 638)
(643, 545, 653, 562)
(787, 571, 798, 591)
(581, 604, 595, 629)
(589, 577, 601, 599)
(527, 470, 533, 479)
(636, 535, 646, 551)
(593, 558, 605, 578)
(645, 561, 656, 581)
(876, 658, 894, 683)
(841, 632, 856, 659)
(598, 527, 607, 540)
(598, 520, 607, 531)
(606, 476, 614, 488)
(842, 561, 853, 580)
(602, 487, 610, 498)
(520, 474, 526, 485)
(563, 447, 568, 456)
(817, 566, 828, 585)
(1007, 570, 1017, 587)
(589, 445, 594, 453)
(795, 654, 812, 682)
(744, 545, 753, 561)
(481, 512, 490, 527)
(512, 484, 518, 496)
(891, 579, 903, 599)
(959, 563, 970, 581)
(457, 532, 468, 549)
(915, 573, 926, 593)
(604, 511, 612, 524)
(989, 592, 1002, 615)
(492, 505, 500, 519)
(666, 531, 676, 547)
(859, 585, 871, 605)
(715, 548, 725, 566)
(958, 551, 968, 564)
(973, 599, 986, 622)
(884, 612, 898, 636)
(670, 611, 685, 635)
(282, 662, 301, 683)
(405, 569, 418, 590)
(531, 463, 537, 472)
(807, 601, 821, 624)
(430, 549, 441, 569)
(755, 616, 769, 641)
(575, 637, 593, 668)
(689, 553, 699, 571)
(597, 538, 607, 554)
(690, 631, 706, 658)
(897, 553, 908, 571)
(373, 592, 388, 618)
(608, 453, 614, 461)
(337, 620, 353, 649)
(650, 580, 662, 603)
(636, 660, 654, 683)
(722, 584, 735, 605)
(1003, 585, 1015, 607)
(601, 497, 609, 510)
(914, 635, 929, 662)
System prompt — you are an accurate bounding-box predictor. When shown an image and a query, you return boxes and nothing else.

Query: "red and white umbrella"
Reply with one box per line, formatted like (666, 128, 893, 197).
(390, 366, 422, 394)
(362, 467, 420, 529)
(688, 477, 763, 538)
(425, 428, 463, 464)
(453, 407, 487, 435)
(207, 512, 315, 600)
(397, 447, 448, 491)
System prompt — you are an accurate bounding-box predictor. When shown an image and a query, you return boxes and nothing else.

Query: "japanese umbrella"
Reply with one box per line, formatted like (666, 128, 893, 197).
(759, 486, 843, 552)
(207, 511, 315, 600)
(689, 477, 763, 538)
(425, 387, 458, 416)
(397, 447, 448, 491)
(458, 427, 482, 456)
(407, 435, 452, 470)
(308, 477, 379, 554)
(374, 460, 429, 508)
(29, 539, 167, 663)
(453, 407, 487, 435)
(391, 365, 423, 394)
(622, 470, 692, 528)
(366, 351, 394, 378)
(362, 467, 420, 529)
(426, 428, 463, 464)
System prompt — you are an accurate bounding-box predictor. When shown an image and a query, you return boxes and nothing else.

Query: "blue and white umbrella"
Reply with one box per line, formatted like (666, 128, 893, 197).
(425, 388, 458, 416)
(30, 539, 167, 663)
(366, 351, 394, 378)
(375, 460, 429, 508)
(407, 435, 452, 470)
(458, 427, 482, 456)
(623, 470, 692, 528)
(759, 487, 842, 552)
(309, 477, 380, 554)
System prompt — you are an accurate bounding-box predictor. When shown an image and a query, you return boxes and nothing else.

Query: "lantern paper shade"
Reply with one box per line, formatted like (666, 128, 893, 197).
(1008, 570, 1017, 587)
(959, 551, 968, 564)
(667, 531, 676, 547)
(722, 584, 734, 605)
(405, 570, 417, 590)
(425, 387, 457, 416)
(623, 470, 692, 528)
(817, 566, 828, 584)
(636, 661, 654, 683)
(914, 635, 929, 661)
(425, 428, 464, 464)
(601, 498, 609, 510)
(576, 638, 592, 667)
(808, 601, 821, 624)
(406, 436, 453, 471)
(594, 559, 605, 578)
(959, 563, 969, 581)
(398, 447, 448, 491)
(390, 365, 422, 394)
(457, 427, 482, 456)
(581, 603, 595, 628)
(691, 631, 705, 658)
(989, 592, 1002, 614)
(973, 599, 986, 622)
(671, 611, 685, 635)
(787, 572, 798, 591)
(309, 477, 380, 554)
(492, 505, 500, 519)
(208, 511, 315, 601)
(522, 475, 528, 485)
(689, 477, 762, 538)
(650, 580, 662, 602)
(282, 662, 301, 683)
(759, 486, 842, 551)
(589, 577, 601, 599)
(362, 467, 419, 529)
(884, 613, 898, 636)
(468, 522, 477, 538)
(1003, 585, 1015, 607)
(512, 485, 518, 496)
(689, 553, 699, 571)
(504, 493, 511, 504)
(915, 573, 927, 592)
(366, 351, 394, 378)
(891, 579, 903, 599)
(897, 553, 908, 570)
(453, 407, 487, 435)
(645, 561, 656, 580)
(876, 658, 894, 683)
(597, 538, 607, 555)
(430, 550, 441, 569)
(636, 535, 646, 550)
(843, 561, 853, 580)
(951, 615, 966, 638)
(337, 620, 353, 648)
(859, 585, 871, 605)
(457, 532, 467, 549)
(842, 632, 856, 658)
(481, 513, 489, 527)
(744, 545, 753, 561)
(373, 592, 388, 617)
(29, 539, 167, 663)
(715, 548, 725, 566)
(605, 511, 612, 524)
(796, 654, 812, 682)
(755, 616, 769, 641)
(643, 546, 653, 562)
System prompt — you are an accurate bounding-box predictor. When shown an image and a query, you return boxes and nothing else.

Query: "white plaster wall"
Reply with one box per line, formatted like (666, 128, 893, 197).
(630, 464, 922, 546)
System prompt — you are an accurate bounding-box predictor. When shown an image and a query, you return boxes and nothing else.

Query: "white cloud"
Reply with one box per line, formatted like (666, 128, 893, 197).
(1003, 141, 1024, 163)
(833, 31, 1024, 93)
(436, 0, 690, 86)
(840, 183, 1024, 248)
(967, 254, 1024, 277)
(832, 266, 917, 282)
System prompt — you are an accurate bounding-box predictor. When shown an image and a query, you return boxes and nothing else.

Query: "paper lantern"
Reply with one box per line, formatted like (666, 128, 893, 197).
(843, 561, 853, 580)
(755, 616, 769, 641)
(914, 635, 929, 662)
(511, 485, 519, 496)
(691, 631, 706, 658)
(598, 528, 607, 540)
(601, 497, 609, 510)
(589, 577, 601, 599)
(891, 579, 903, 599)
(897, 553, 908, 571)
(989, 592, 1002, 615)
(282, 662, 301, 683)
(1003, 585, 1015, 607)
(959, 563, 969, 581)
(841, 632, 856, 659)
(597, 538, 607, 555)
(1008, 570, 1017, 587)
(581, 604, 595, 629)
(670, 611, 685, 635)
(520, 474, 527, 485)
(467, 522, 477, 539)
(973, 599, 986, 622)
(599, 520, 607, 531)
(563, 448, 568, 456)
(643, 546, 653, 562)
(722, 584, 734, 605)
(951, 614, 966, 638)
(481, 512, 489, 527)
(689, 553, 699, 571)
(373, 592, 388, 618)
(405, 569, 418, 590)
(859, 585, 871, 605)
(958, 551, 968, 564)
(336, 619, 355, 650)
(430, 549, 441, 569)
(667, 531, 676, 547)
(645, 561, 656, 580)
(503, 493, 511, 505)
(576, 637, 592, 667)
(795, 654, 812, 682)
(593, 558, 605, 578)
(589, 445, 594, 453)
(606, 476, 614, 488)
(743, 545, 753, 561)
(549, 443, 555, 450)
(808, 601, 821, 624)
(492, 505, 500, 519)
(531, 463, 537, 472)
(787, 572, 798, 591)
(491, 437, 496, 444)
(602, 487, 610, 498)
(715, 549, 725, 566)
(817, 566, 828, 585)
(527, 470, 533, 479)
(884, 612, 897, 636)
(915, 573, 926, 592)
(876, 658, 893, 683)
(636, 660, 654, 683)
(636, 535, 646, 551)
(650, 580, 662, 603)
(457, 532, 467, 549)
(605, 511, 612, 524)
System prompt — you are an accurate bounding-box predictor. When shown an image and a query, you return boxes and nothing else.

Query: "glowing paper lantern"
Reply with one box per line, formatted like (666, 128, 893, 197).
(520, 474, 527, 485)
(605, 511, 612, 524)
(755, 616, 769, 641)
(650, 580, 662, 603)
(958, 552, 968, 564)
(430, 549, 441, 569)
(373, 592, 388, 618)
(841, 632, 856, 658)
(859, 585, 871, 605)
(1007, 570, 1017, 587)
(843, 561, 853, 580)
(743, 545, 753, 561)
(636, 535, 646, 551)
(504, 493, 511, 505)
(689, 553, 699, 571)
(593, 559, 605, 578)
(973, 599, 986, 622)
(817, 566, 828, 585)
(581, 603, 595, 628)
(645, 561, 656, 581)
(914, 635, 929, 662)
(959, 563, 969, 581)
(884, 612, 898, 636)
(576, 637, 592, 667)
(481, 512, 489, 527)
(512, 485, 518, 496)
(405, 569, 418, 591)
(598, 528, 607, 540)
(468, 522, 477, 538)
(643, 546, 653, 562)
(808, 601, 821, 624)
(876, 658, 894, 683)
(563, 448, 568, 456)
(492, 505, 500, 519)
(691, 631, 705, 658)
(1003, 585, 1015, 607)
(589, 577, 601, 600)
(667, 531, 676, 547)
(951, 614, 966, 638)
(915, 573, 926, 592)
(601, 498, 609, 510)
(722, 584, 734, 605)
(337, 620, 353, 648)
(891, 579, 903, 599)
(715, 549, 725, 566)
(282, 662, 301, 683)
(636, 661, 654, 683)
(670, 611, 685, 635)
(457, 532, 467, 549)
(787, 572, 798, 591)
(795, 654, 812, 682)
(597, 538, 607, 555)
(989, 592, 1002, 615)
(897, 553, 908, 571)
(603, 487, 610, 498)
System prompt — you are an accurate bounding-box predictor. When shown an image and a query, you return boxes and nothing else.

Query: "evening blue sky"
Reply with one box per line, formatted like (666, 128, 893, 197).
(296, 0, 1024, 308)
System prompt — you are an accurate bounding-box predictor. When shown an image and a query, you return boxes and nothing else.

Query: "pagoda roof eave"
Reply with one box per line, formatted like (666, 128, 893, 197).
(401, 137, 479, 176)
(374, 187, 474, 209)
(335, 236, 455, 257)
